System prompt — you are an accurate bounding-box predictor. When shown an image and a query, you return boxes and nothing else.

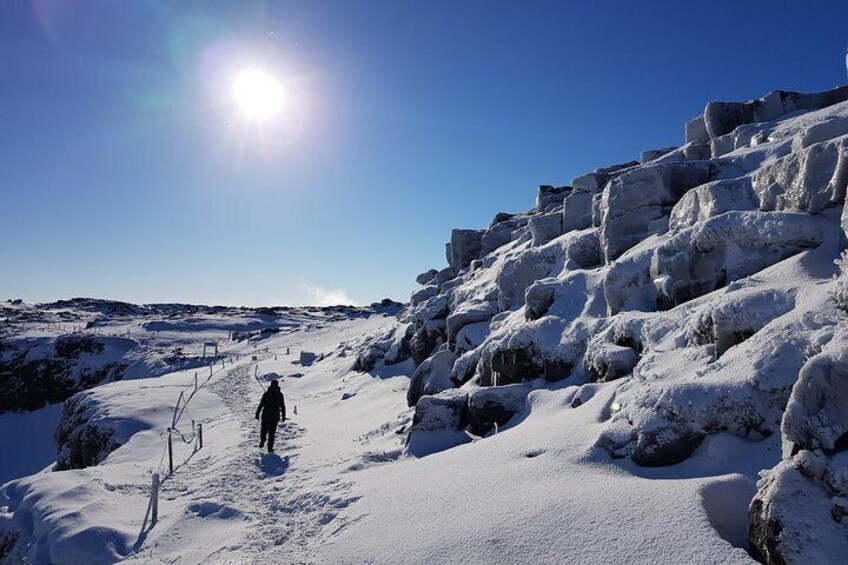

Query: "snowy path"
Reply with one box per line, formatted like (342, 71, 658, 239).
(133, 317, 402, 565)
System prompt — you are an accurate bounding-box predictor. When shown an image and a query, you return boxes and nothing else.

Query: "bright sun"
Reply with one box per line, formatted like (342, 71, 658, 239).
(232, 68, 284, 120)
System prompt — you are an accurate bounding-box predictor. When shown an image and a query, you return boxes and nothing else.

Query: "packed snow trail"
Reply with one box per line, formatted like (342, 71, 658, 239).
(165, 361, 360, 564)
(126, 314, 405, 565)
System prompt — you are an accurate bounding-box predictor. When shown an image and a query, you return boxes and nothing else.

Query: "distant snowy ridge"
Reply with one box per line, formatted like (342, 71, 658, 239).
(354, 84, 848, 563)
(0, 299, 401, 415)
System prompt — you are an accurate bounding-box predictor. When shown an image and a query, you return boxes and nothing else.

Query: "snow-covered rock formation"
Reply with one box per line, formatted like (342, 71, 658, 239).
(355, 84, 848, 563)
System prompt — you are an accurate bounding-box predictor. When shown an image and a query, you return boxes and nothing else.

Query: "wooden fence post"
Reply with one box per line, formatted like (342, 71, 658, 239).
(167, 428, 174, 475)
(151, 473, 160, 525)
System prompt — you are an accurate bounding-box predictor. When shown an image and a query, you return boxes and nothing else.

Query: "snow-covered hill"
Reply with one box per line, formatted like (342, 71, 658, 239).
(4, 83, 848, 564)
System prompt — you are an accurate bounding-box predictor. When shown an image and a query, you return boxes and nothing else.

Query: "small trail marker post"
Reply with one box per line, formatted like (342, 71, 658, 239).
(167, 428, 174, 475)
(151, 473, 160, 525)
(198, 423, 203, 449)
(194, 372, 198, 391)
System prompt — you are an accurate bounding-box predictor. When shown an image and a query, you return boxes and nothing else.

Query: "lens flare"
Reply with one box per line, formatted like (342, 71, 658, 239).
(232, 68, 284, 120)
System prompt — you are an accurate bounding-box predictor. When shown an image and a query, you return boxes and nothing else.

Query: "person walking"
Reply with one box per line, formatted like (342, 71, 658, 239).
(255, 379, 286, 453)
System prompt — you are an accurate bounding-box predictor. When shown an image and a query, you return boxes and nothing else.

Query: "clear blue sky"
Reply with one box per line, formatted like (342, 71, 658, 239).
(2, 1, 847, 306)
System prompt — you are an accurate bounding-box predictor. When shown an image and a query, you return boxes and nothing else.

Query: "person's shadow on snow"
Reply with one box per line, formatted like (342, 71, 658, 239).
(259, 453, 289, 477)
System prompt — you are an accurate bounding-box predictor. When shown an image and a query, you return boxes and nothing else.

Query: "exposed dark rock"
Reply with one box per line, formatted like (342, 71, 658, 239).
(55, 334, 104, 359)
(0, 349, 127, 413)
(536, 185, 571, 212)
(631, 423, 705, 467)
(490, 347, 538, 385)
(704, 101, 754, 139)
(410, 321, 446, 366)
(353, 345, 383, 372)
(467, 385, 527, 436)
(747, 496, 786, 565)
(54, 393, 121, 470)
(446, 229, 484, 270)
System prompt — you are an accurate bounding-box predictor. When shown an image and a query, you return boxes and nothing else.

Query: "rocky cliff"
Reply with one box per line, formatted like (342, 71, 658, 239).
(355, 84, 848, 563)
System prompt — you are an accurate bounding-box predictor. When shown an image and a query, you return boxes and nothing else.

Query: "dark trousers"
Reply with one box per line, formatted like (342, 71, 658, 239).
(260, 419, 279, 452)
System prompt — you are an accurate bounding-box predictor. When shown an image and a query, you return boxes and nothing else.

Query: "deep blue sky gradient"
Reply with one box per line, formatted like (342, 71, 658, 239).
(2, 1, 847, 305)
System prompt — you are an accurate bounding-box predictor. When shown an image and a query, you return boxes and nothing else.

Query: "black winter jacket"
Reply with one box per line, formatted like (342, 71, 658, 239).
(256, 387, 286, 423)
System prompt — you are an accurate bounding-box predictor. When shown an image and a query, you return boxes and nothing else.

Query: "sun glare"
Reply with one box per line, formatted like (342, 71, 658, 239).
(232, 68, 284, 120)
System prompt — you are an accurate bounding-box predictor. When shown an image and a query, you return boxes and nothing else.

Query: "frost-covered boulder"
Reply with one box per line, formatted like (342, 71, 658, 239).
(571, 161, 639, 194)
(406, 389, 469, 456)
(407, 348, 459, 407)
(480, 215, 528, 257)
(496, 230, 600, 313)
(749, 454, 848, 565)
(536, 185, 571, 212)
(652, 212, 824, 308)
(528, 210, 564, 246)
(410, 284, 439, 306)
(748, 327, 848, 564)
(685, 115, 709, 144)
(782, 338, 848, 456)
(467, 384, 528, 436)
(410, 389, 468, 432)
(702, 86, 848, 142)
(669, 177, 757, 230)
(704, 101, 755, 139)
(597, 408, 706, 467)
(561, 190, 593, 232)
(411, 294, 448, 325)
(585, 341, 640, 382)
(434, 266, 457, 290)
(415, 269, 439, 285)
(640, 146, 677, 163)
(600, 162, 718, 261)
(353, 322, 414, 371)
(384, 324, 414, 366)
(446, 229, 484, 270)
(602, 247, 657, 315)
(454, 321, 489, 354)
(688, 289, 795, 357)
(482, 336, 573, 386)
(446, 301, 498, 346)
(752, 136, 848, 213)
(631, 420, 706, 467)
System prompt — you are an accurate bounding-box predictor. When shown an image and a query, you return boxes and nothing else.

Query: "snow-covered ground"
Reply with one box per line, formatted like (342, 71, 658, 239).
(0, 310, 763, 564)
(1, 309, 411, 564)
